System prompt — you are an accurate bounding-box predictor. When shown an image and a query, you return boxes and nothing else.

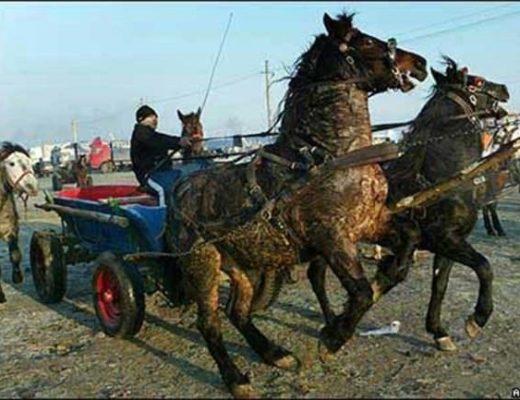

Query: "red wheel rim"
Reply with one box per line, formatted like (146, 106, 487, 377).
(95, 268, 121, 329)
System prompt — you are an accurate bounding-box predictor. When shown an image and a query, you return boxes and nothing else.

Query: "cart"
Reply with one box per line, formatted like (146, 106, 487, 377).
(30, 161, 208, 338)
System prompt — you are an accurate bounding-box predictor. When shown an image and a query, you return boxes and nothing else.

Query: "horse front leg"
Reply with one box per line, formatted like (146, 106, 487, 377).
(370, 218, 421, 303)
(315, 233, 374, 357)
(8, 235, 23, 284)
(425, 255, 457, 351)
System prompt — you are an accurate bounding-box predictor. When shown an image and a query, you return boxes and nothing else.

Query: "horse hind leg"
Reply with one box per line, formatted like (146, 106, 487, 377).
(489, 203, 506, 237)
(8, 236, 23, 284)
(181, 244, 256, 398)
(226, 267, 300, 371)
(0, 266, 6, 303)
(482, 206, 497, 236)
(307, 257, 336, 326)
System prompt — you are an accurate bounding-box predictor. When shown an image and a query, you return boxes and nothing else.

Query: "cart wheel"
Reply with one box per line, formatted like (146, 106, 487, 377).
(30, 231, 67, 303)
(52, 174, 63, 191)
(100, 161, 115, 174)
(92, 252, 145, 338)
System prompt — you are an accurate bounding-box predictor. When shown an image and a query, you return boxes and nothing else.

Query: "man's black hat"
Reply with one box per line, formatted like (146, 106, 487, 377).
(136, 105, 158, 122)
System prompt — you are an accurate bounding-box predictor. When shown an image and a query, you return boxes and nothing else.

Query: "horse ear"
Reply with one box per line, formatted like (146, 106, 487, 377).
(177, 109, 184, 121)
(323, 13, 335, 36)
(430, 68, 446, 85)
(323, 13, 349, 40)
(196, 107, 202, 118)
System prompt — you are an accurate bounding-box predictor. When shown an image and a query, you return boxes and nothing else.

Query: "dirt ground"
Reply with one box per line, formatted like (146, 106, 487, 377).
(1, 172, 519, 398)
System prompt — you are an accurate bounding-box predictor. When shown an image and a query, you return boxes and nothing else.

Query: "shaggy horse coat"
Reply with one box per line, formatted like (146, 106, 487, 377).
(165, 13, 427, 397)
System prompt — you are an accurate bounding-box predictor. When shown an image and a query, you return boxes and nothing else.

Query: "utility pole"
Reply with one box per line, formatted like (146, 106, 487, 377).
(71, 119, 78, 161)
(139, 97, 144, 106)
(263, 60, 273, 129)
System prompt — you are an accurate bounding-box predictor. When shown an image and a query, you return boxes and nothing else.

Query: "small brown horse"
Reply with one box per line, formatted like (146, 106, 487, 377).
(0, 142, 38, 303)
(177, 107, 205, 158)
(166, 13, 427, 397)
(73, 154, 92, 188)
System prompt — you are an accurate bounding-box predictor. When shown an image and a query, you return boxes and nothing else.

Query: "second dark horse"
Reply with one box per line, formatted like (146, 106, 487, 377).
(308, 57, 510, 352)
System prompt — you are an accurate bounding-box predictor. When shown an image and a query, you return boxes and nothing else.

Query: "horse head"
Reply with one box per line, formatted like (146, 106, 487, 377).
(312, 12, 428, 93)
(0, 142, 38, 197)
(177, 107, 204, 155)
(431, 56, 510, 120)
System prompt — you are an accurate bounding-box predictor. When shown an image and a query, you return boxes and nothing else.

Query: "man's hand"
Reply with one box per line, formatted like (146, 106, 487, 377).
(179, 136, 192, 148)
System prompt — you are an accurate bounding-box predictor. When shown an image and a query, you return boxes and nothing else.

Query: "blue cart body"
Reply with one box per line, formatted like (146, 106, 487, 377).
(53, 160, 211, 255)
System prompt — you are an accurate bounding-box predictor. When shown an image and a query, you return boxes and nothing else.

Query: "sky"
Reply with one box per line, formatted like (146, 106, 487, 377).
(1, 1, 520, 148)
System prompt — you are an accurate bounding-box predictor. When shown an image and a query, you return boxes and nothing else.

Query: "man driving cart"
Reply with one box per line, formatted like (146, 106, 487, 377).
(130, 105, 193, 205)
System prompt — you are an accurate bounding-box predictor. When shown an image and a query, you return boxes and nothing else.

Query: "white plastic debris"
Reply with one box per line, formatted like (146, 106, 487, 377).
(358, 320, 401, 337)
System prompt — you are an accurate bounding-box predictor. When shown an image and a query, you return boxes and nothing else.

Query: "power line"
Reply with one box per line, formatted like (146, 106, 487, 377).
(401, 8, 520, 43)
(76, 11, 519, 128)
(394, 3, 514, 37)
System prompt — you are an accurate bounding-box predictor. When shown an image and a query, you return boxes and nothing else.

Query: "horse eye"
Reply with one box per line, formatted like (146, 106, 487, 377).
(9, 162, 15, 167)
(365, 39, 373, 47)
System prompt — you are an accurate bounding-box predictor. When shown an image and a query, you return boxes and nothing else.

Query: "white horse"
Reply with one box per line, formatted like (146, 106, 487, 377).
(0, 142, 38, 303)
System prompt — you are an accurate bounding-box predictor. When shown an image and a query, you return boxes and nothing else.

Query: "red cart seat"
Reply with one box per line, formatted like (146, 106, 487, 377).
(56, 185, 158, 207)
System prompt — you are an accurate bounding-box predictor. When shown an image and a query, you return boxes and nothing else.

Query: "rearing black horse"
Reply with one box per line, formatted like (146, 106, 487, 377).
(308, 57, 510, 351)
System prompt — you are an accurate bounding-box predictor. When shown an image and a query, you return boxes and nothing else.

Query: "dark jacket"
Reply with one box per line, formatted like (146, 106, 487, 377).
(130, 123, 181, 186)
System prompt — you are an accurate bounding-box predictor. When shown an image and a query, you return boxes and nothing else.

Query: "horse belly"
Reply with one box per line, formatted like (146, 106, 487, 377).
(219, 218, 299, 269)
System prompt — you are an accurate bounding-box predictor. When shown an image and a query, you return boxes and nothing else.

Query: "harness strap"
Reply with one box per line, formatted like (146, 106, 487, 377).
(257, 148, 308, 171)
(445, 91, 480, 127)
(11, 170, 32, 190)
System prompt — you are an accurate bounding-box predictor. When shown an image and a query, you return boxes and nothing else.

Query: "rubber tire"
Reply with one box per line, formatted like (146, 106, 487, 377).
(52, 174, 63, 191)
(92, 252, 145, 338)
(30, 231, 67, 303)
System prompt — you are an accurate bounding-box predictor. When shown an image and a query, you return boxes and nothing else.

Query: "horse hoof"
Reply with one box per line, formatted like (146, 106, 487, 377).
(12, 271, 24, 284)
(230, 383, 258, 399)
(435, 336, 457, 352)
(465, 316, 482, 339)
(273, 354, 300, 371)
(318, 340, 335, 363)
(318, 325, 343, 363)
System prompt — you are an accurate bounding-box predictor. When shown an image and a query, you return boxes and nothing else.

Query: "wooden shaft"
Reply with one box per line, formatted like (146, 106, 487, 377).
(389, 138, 520, 213)
(35, 203, 130, 228)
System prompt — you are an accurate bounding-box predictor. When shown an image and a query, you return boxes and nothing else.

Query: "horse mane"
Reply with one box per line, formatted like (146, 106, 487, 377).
(271, 12, 359, 129)
(0, 141, 30, 161)
(387, 82, 475, 189)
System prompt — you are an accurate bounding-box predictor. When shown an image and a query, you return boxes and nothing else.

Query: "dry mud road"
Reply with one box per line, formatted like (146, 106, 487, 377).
(1, 172, 519, 398)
